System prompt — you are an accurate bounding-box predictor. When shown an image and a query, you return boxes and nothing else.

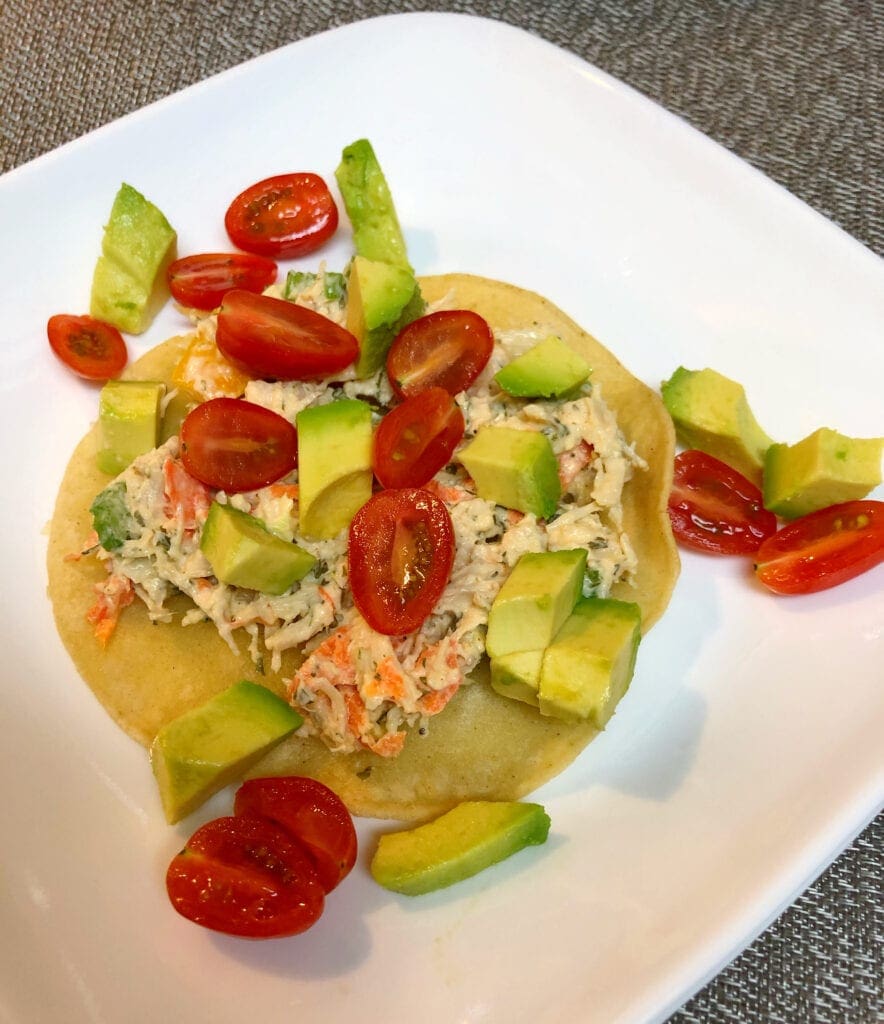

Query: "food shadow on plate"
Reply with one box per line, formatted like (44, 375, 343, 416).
(547, 558, 720, 805)
(361, 823, 565, 915)
(206, 873, 380, 978)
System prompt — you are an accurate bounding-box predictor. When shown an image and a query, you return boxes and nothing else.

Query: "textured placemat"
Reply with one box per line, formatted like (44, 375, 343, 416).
(2, 2, 881, 1021)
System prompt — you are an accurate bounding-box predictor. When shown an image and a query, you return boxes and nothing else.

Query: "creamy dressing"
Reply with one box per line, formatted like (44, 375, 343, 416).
(87, 287, 644, 758)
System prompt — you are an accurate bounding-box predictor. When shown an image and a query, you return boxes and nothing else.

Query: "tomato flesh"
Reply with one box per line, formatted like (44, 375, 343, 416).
(234, 777, 357, 893)
(167, 252, 277, 311)
(180, 397, 298, 493)
(224, 173, 338, 259)
(755, 500, 884, 594)
(217, 290, 358, 380)
(668, 450, 777, 554)
(387, 310, 494, 398)
(348, 488, 455, 635)
(166, 815, 324, 938)
(47, 314, 127, 381)
(373, 387, 465, 489)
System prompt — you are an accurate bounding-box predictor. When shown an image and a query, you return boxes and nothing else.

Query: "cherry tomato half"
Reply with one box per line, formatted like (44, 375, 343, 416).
(180, 397, 298, 493)
(387, 310, 494, 398)
(668, 450, 777, 554)
(217, 290, 358, 380)
(234, 777, 357, 894)
(166, 815, 325, 938)
(754, 500, 884, 595)
(348, 488, 455, 635)
(167, 253, 277, 311)
(224, 173, 338, 259)
(47, 314, 127, 381)
(373, 387, 465, 489)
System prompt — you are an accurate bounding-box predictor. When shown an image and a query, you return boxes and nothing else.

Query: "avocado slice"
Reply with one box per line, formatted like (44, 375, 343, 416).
(96, 380, 165, 475)
(345, 255, 423, 378)
(538, 598, 641, 728)
(296, 399, 373, 539)
(370, 801, 551, 896)
(459, 426, 561, 519)
(335, 139, 412, 271)
(90, 183, 177, 335)
(495, 335, 591, 398)
(150, 680, 302, 823)
(763, 427, 883, 519)
(489, 650, 543, 707)
(200, 502, 316, 594)
(486, 549, 587, 660)
(661, 366, 773, 486)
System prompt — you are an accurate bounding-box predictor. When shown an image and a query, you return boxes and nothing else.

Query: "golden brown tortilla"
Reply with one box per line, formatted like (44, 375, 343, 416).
(47, 275, 679, 821)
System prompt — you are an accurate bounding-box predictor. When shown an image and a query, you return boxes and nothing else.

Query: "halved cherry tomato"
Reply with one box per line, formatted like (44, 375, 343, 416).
(668, 450, 777, 554)
(167, 253, 277, 311)
(755, 500, 884, 594)
(373, 387, 465, 489)
(180, 397, 297, 492)
(166, 815, 324, 938)
(217, 290, 358, 380)
(234, 777, 357, 894)
(349, 488, 455, 635)
(224, 173, 338, 259)
(47, 314, 127, 381)
(387, 310, 494, 398)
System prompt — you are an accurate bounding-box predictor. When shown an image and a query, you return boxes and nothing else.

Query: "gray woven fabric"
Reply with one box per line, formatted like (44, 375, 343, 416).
(1, 1, 881, 1021)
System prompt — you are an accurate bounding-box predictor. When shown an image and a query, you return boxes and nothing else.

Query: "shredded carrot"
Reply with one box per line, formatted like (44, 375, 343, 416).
(267, 484, 299, 499)
(419, 682, 460, 716)
(86, 575, 134, 647)
(163, 459, 211, 528)
(364, 731, 406, 758)
(557, 440, 595, 489)
(341, 686, 369, 737)
(362, 656, 408, 703)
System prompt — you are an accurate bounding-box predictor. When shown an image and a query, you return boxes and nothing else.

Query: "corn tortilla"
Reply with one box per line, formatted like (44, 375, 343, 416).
(47, 274, 679, 821)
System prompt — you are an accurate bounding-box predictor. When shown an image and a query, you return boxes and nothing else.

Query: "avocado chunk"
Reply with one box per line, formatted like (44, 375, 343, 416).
(336, 139, 412, 271)
(538, 598, 641, 728)
(490, 650, 543, 707)
(200, 502, 316, 594)
(370, 801, 551, 896)
(763, 427, 884, 519)
(90, 481, 134, 551)
(150, 680, 302, 823)
(296, 399, 373, 539)
(661, 366, 773, 485)
(345, 255, 423, 378)
(90, 183, 177, 334)
(96, 380, 165, 475)
(486, 549, 587, 659)
(459, 426, 561, 519)
(495, 335, 591, 398)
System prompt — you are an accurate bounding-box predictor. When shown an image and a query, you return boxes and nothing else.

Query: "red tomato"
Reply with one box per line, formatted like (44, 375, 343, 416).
(234, 777, 357, 894)
(387, 310, 494, 398)
(224, 173, 338, 259)
(180, 397, 298, 493)
(668, 450, 777, 554)
(217, 290, 358, 380)
(755, 500, 884, 595)
(47, 314, 127, 381)
(348, 488, 455, 635)
(373, 387, 465, 489)
(166, 815, 324, 939)
(167, 253, 277, 311)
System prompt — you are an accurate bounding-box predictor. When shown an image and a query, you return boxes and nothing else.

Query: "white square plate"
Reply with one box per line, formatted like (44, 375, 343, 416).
(1, 13, 881, 1024)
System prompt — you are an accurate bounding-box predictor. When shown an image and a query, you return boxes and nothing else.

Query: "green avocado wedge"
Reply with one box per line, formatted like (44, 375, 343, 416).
(150, 680, 302, 824)
(370, 801, 551, 895)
